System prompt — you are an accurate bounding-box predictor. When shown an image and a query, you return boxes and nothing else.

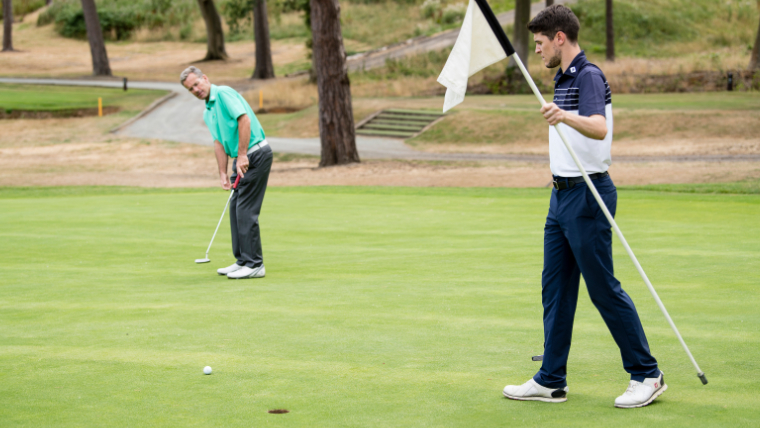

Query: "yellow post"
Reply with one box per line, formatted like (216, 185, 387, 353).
(259, 90, 263, 109)
(98, 98, 103, 117)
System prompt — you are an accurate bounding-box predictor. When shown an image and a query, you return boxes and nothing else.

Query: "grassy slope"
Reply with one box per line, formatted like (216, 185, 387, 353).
(254, 92, 760, 141)
(0, 186, 759, 426)
(409, 92, 760, 145)
(0, 84, 168, 114)
(571, 0, 759, 57)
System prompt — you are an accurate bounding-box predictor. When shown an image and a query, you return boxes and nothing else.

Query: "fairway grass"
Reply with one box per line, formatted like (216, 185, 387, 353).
(0, 84, 169, 114)
(1, 186, 758, 427)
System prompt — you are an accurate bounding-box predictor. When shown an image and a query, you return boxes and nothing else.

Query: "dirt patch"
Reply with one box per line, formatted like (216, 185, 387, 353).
(0, 106, 120, 119)
(2, 138, 758, 188)
(1, 115, 758, 189)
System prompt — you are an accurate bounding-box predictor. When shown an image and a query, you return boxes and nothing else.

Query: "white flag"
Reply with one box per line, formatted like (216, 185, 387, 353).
(437, 0, 509, 112)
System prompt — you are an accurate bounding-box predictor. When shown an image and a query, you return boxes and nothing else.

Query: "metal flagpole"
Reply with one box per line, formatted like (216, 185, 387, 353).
(471, 0, 707, 385)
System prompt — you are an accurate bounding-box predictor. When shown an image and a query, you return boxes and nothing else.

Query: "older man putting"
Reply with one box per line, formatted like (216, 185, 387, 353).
(181, 66, 273, 279)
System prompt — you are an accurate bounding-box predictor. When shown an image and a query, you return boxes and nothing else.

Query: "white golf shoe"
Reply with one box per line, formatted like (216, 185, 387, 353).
(217, 263, 244, 276)
(503, 378, 568, 403)
(226, 265, 265, 279)
(614, 371, 667, 408)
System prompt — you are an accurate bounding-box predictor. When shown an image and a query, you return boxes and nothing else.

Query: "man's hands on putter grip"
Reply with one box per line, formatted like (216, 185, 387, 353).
(236, 154, 249, 178)
(220, 173, 232, 190)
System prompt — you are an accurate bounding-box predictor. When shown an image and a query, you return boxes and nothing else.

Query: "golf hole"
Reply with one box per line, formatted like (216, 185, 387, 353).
(268, 409, 289, 414)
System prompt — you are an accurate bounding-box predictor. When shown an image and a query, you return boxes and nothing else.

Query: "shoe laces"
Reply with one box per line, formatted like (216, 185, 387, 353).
(625, 380, 642, 394)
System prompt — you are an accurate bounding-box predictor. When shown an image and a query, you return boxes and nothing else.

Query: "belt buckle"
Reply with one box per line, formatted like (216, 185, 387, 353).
(552, 179, 574, 190)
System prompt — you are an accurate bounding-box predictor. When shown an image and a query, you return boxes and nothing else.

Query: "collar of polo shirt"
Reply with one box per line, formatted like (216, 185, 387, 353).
(205, 84, 218, 110)
(554, 51, 589, 82)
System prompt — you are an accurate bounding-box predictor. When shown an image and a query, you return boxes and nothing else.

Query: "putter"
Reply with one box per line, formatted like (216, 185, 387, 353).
(532, 355, 543, 362)
(195, 175, 241, 264)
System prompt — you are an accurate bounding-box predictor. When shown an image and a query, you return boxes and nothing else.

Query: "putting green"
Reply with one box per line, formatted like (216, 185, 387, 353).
(0, 83, 168, 114)
(0, 186, 758, 427)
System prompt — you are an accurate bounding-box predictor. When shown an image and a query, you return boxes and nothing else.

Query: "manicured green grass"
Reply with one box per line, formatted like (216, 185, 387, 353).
(1, 186, 759, 427)
(0, 84, 169, 114)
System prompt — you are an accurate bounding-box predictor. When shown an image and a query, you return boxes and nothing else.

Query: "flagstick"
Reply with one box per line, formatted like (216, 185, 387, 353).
(510, 54, 707, 385)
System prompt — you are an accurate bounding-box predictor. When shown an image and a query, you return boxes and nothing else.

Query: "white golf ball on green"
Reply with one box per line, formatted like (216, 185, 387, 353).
(203, 366, 212, 375)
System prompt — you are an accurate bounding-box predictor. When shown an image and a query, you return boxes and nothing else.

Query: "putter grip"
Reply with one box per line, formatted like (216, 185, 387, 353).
(233, 175, 241, 189)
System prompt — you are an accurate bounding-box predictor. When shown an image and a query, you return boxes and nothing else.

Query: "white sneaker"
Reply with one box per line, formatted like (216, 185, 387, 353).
(614, 371, 667, 408)
(503, 378, 568, 403)
(226, 265, 265, 279)
(217, 263, 244, 276)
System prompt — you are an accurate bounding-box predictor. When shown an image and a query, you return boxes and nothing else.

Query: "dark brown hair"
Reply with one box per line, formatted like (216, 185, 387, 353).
(527, 4, 580, 43)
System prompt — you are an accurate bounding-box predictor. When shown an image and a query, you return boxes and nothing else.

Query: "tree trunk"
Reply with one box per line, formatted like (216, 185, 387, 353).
(546, 0, 553, 6)
(47, 0, 53, 5)
(197, 0, 228, 61)
(310, 0, 359, 167)
(252, 0, 274, 79)
(507, 0, 531, 70)
(2, 0, 13, 52)
(750, 13, 760, 70)
(81, 0, 111, 75)
(605, 0, 614, 61)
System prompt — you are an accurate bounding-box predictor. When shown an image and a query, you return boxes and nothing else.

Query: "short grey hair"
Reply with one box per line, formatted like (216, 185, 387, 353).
(180, 66, 203, 84)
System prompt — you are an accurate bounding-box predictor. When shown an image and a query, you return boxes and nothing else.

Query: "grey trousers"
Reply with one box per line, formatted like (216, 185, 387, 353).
(230, 144, 273, 268)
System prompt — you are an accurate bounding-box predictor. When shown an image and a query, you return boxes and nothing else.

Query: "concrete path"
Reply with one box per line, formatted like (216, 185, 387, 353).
(3, 77, 759, 163)
(347, 0, 576, 71)
(0, 77, 417, 159)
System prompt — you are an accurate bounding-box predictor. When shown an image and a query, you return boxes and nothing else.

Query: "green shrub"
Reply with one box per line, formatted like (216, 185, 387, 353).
(0, 0, 46, 20)
(222, 0, 253, 35)
(37, 0, 199, 41)
(441, 2, 465, 24)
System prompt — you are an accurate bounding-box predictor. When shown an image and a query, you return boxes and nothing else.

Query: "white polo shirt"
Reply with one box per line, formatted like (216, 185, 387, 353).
(549, 52, 613, 177)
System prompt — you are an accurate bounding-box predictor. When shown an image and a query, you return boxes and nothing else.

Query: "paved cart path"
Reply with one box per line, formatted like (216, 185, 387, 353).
(2, 77, 758, 163)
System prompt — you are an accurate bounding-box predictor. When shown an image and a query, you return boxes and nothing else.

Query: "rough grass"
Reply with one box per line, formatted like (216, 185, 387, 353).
(572, 0, 760, 58)
(409, 92, 760, 145)
(621, 178, 760, 195)
(0, 84, 168, 114)
(0, 186, 759, 426)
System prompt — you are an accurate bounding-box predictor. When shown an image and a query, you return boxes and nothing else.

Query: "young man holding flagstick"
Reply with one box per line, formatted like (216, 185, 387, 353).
(439, 1, 707, 408)
(500, 6, 665, 408)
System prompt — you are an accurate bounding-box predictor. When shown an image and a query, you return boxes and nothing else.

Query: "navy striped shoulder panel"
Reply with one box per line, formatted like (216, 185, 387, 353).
(553, 74, 612, 111)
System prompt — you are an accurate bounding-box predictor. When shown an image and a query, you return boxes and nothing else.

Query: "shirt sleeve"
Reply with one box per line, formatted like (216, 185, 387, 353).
(577, 72, 607, 118)
(218, 89, 248, 121)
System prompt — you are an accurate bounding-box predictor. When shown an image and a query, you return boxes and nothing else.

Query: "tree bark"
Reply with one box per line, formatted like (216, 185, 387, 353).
(507, 0, 531, 70)
(252, 0, 274, 79)
(2, 0, 13, 52)
(197, 0, 228, 61)
(81, 0, 111, 75)
(750, 13, 760, 70)
(310, 0, 359, 167)
(605, 0, 614, 61)
(546, 0, 553, 6)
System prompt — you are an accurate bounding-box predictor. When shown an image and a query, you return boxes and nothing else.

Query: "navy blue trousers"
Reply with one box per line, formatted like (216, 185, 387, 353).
(533, 175, 659, 389)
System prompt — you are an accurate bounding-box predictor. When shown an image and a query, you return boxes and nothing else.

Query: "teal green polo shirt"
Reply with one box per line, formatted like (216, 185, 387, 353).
(203, 84, 266, 158)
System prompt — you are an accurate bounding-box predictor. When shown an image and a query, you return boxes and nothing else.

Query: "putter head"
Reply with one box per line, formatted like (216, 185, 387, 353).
(195, 258, 211, 264)
(532, 355, 544, 361)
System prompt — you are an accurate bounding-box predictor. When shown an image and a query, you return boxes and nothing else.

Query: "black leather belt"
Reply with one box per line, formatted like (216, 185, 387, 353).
(553, 171, 609, 190)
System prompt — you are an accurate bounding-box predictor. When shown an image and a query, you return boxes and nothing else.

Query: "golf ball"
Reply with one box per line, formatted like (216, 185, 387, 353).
(203, 366, 212, 375)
